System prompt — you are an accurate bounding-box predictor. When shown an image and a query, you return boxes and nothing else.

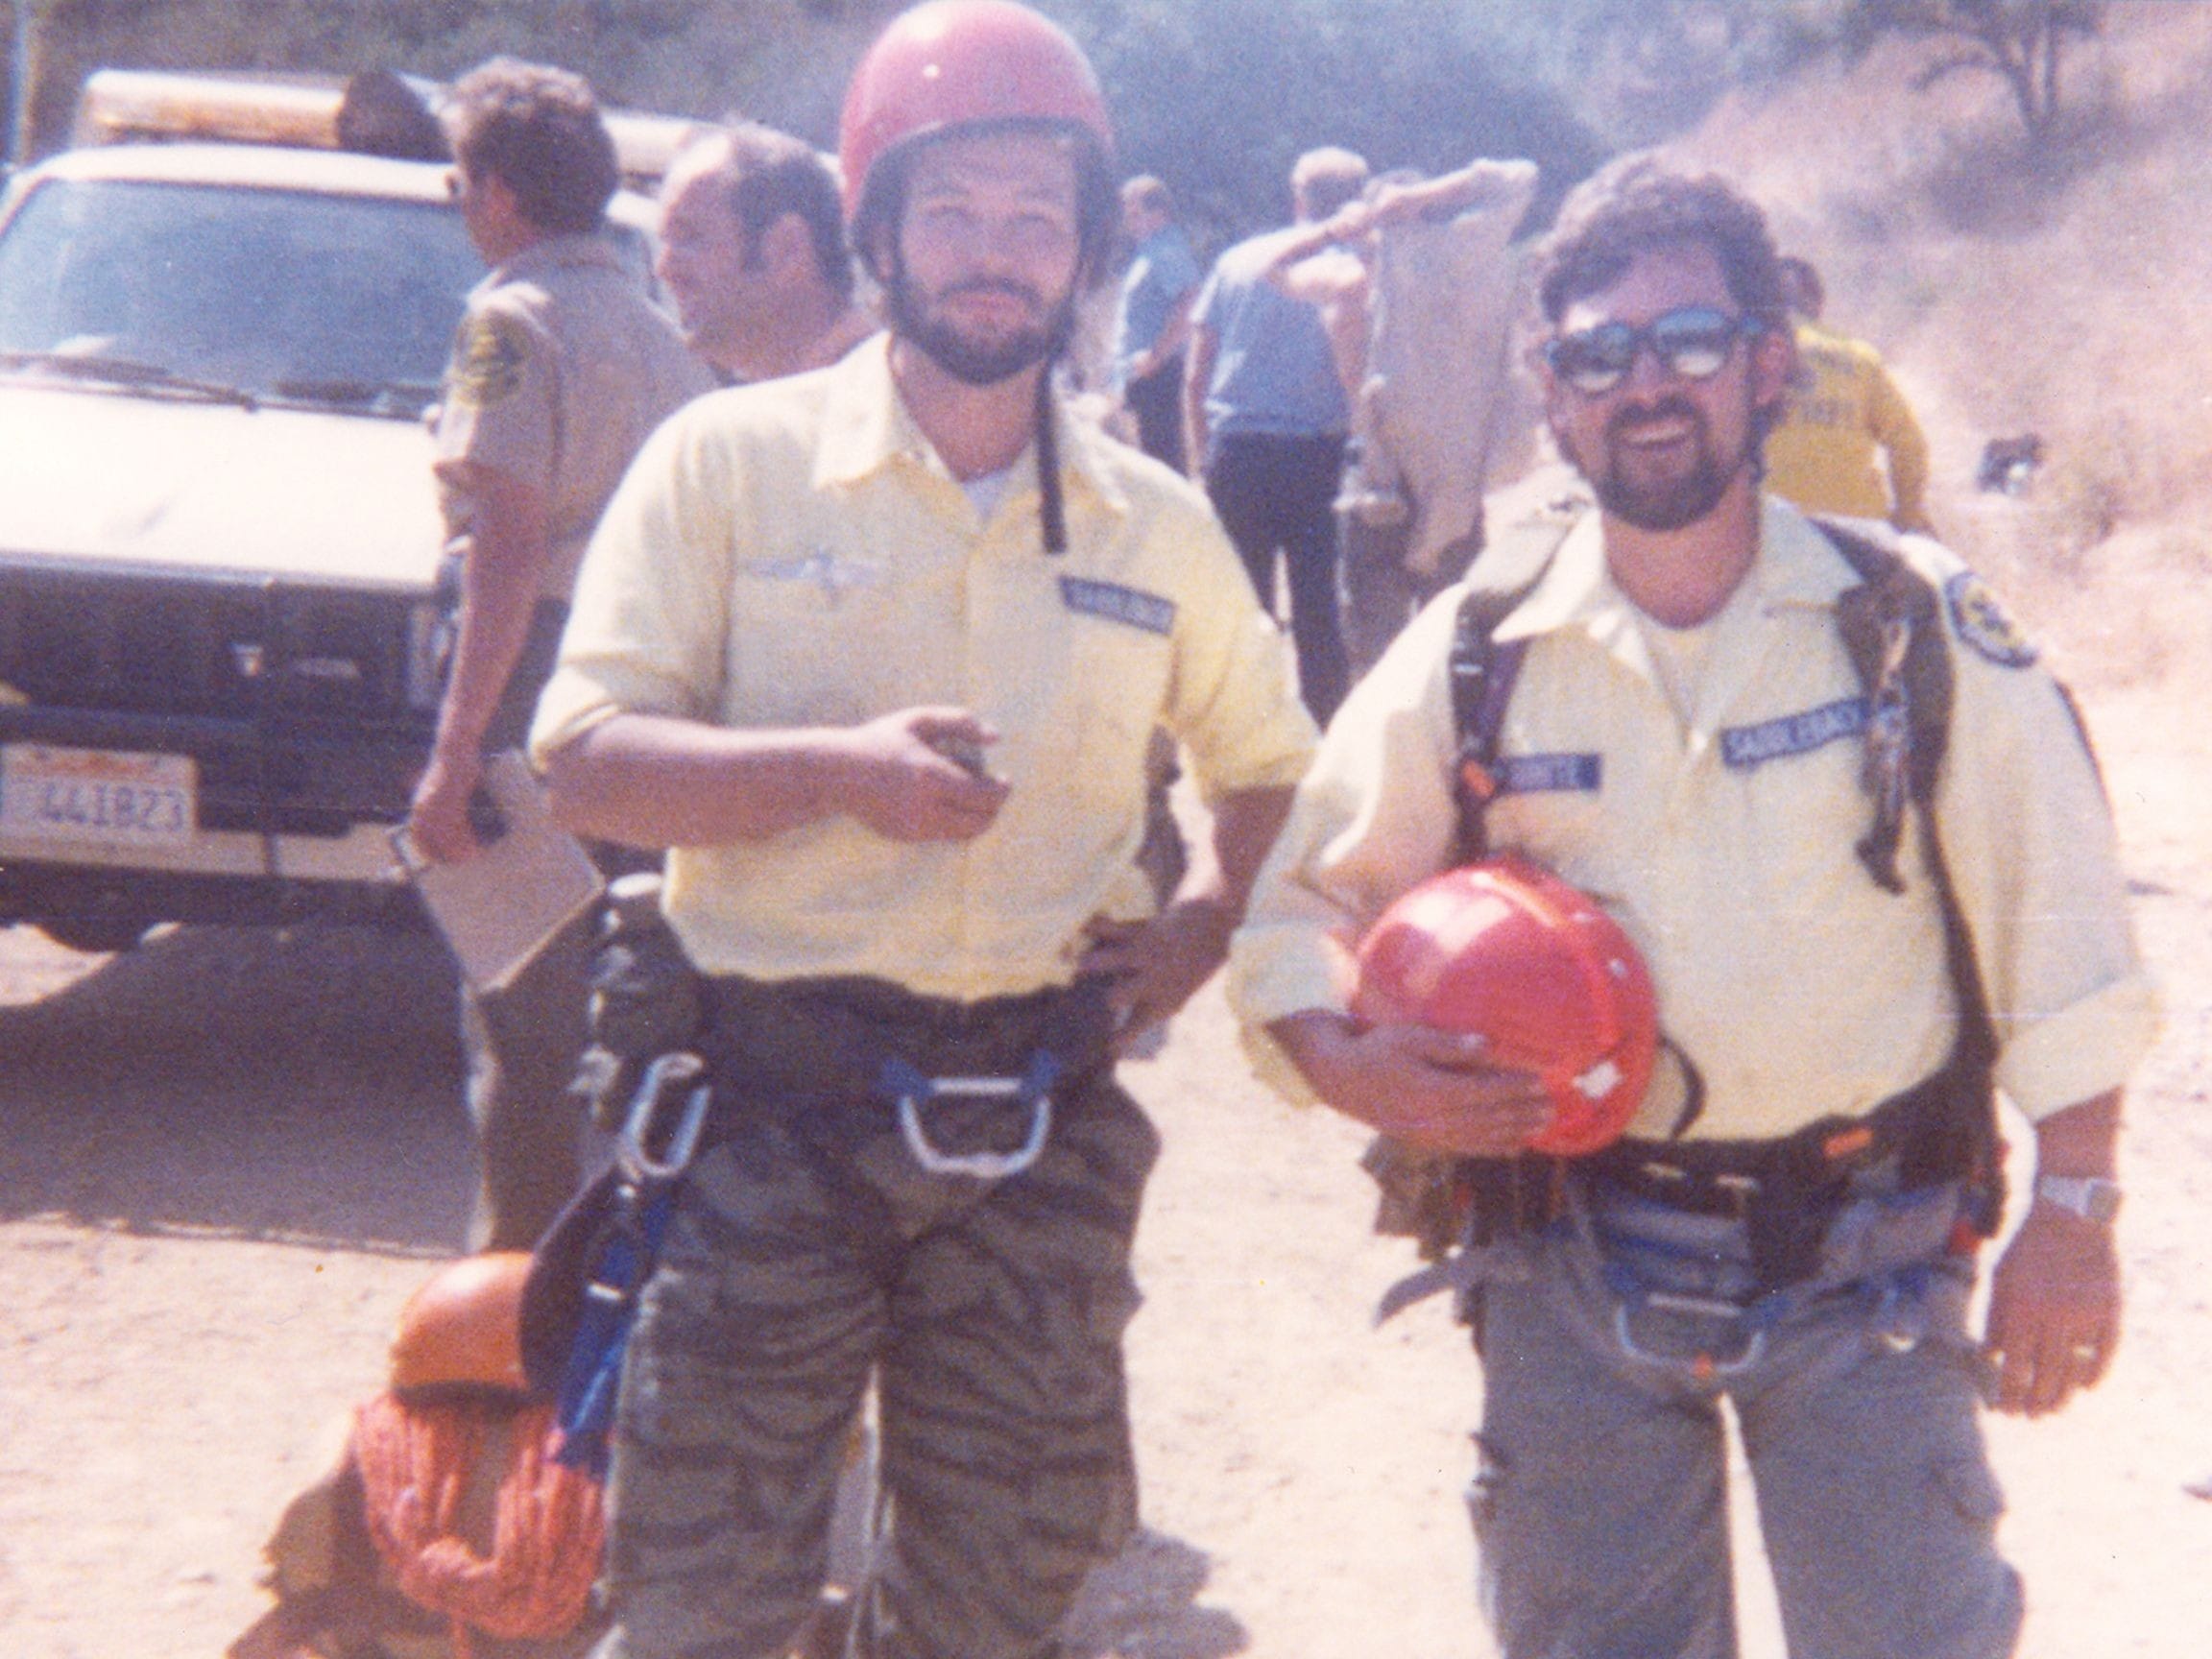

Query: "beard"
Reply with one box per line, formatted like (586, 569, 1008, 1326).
(1561, 394, 1749, 533)
(886, 268, 1075, 387)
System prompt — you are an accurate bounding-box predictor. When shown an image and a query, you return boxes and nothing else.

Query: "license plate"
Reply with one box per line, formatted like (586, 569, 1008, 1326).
(0, 743, 197, 848)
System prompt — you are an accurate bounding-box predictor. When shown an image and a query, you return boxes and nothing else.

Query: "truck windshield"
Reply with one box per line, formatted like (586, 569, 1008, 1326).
(0, 178, 486, 416)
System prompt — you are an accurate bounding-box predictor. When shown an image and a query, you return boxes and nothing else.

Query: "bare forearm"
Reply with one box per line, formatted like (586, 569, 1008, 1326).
(1270, 1005, 1551, 1153)
(543, 713, 868, 847)
(544, 705, 1008, 849)
(435, 490, 550, 757)
(1129, 783, 1295, 1004)
(1186, 785, 1295, 915)
(1271, 1007, 1372, 1120)
(1379, 156, 1538, 226)
(1152, 291, 1196, 369)
(2033, 1090, 2121, 1177)
(1183, 331, 1215, 476)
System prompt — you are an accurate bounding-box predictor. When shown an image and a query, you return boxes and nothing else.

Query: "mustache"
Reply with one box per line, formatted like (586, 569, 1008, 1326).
(1606, 395, 1704, 441)
(941, 276, 1045, 306)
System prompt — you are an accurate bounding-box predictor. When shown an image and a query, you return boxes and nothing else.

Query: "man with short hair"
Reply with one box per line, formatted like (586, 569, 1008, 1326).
(655, 122, 876, 385)
(1109, 173, 1201, 469)
(1184, 145, 1368, 724)
(531, 6, 1315, 1655)
(1232, 155, 2157, 1659)
(411, 58, 709, 1251)
(1764, 252, 1936, 533)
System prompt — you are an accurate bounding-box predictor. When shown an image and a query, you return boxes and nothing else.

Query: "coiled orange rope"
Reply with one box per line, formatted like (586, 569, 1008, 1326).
(354, 1393, 604, 1659)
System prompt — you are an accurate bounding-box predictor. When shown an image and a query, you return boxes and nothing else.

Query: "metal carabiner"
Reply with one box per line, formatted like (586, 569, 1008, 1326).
(618, 1050, 712, 1183)
(896, 1074, 1053, 1180)
(1612, 1292, 1767, 1379)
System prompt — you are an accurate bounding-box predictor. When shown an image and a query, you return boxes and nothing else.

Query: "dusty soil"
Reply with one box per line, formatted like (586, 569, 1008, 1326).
(1, 670, 2207, 1659)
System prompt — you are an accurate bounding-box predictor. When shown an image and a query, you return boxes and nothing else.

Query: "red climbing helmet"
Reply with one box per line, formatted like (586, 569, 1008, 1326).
(1354, 856, 1659, 1157)
(838, 1, 1115, 263)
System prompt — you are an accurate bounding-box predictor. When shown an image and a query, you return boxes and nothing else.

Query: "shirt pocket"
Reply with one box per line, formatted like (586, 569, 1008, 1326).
(1043, 593, 1176, 821)
(722, 550, 906, 724)
(1719, 699, 1883, 911)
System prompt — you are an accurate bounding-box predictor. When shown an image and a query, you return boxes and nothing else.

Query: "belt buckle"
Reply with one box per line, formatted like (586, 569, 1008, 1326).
(1636, 1159, 1761, 1220)
(894, 1070, 1054, 1180)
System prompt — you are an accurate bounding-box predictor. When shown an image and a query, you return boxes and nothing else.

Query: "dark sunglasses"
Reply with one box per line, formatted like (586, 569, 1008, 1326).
(1544, 306, 1766, 397)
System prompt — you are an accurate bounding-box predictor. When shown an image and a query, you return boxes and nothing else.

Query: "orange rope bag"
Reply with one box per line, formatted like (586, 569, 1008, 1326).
(354, 1392, 605, 1659)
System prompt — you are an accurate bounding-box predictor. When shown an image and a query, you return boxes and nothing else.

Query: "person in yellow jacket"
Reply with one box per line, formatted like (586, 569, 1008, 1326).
(1763, 254, 1934, 532)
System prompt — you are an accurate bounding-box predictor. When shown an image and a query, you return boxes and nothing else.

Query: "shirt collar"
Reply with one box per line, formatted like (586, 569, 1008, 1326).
(1493, 491, 1863, 645)
(484, 229, 624, 289)
(813, 334, 1130, 519)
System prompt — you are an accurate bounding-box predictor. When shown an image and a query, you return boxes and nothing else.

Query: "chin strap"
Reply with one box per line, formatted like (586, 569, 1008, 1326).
(1035, 363, 1067, 555)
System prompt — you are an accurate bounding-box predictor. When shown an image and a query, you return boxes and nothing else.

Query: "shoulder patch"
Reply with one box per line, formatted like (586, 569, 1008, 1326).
(448, 309, 530, 408)
(1943, 571, 2038, 668)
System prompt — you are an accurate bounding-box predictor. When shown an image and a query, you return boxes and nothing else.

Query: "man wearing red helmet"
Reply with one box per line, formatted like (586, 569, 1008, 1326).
(531, 6, 1314, 1656)
(1231, 156, 2156, 1659)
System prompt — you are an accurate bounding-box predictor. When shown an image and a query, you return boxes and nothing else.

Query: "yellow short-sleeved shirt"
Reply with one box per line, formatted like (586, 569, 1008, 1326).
(1764, 321, 1933, 533)
(534, 336, 1317, 1000)
(433, 233, 710, 601)
(1231, 495, 2158, 1139)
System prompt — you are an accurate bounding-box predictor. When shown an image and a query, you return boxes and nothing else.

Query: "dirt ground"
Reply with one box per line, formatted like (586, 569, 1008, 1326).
(1, 670, 2208, 1659)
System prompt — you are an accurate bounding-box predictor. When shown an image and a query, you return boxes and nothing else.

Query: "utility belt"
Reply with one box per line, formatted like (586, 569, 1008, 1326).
(1464, 1056, 1996, 1295)
(697, 973, 1121, 1180)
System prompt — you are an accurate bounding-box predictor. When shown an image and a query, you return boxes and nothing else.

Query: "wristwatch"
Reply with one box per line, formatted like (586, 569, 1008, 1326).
(2032, 1172, 2124, 1225)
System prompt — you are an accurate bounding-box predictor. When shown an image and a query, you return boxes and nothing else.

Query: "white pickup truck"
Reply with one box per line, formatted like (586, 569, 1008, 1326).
(0, 73, 679, 950)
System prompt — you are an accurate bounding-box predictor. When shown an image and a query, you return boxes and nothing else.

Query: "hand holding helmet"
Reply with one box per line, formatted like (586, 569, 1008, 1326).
(1353, 856, 1658, 1157)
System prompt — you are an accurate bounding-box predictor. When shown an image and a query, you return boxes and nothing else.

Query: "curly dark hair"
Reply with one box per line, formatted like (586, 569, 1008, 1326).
(1531, 153, 1788, 329)
(445, 59, 617, 236)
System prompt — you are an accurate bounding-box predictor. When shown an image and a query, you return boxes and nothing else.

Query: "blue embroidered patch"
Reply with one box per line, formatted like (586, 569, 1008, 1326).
(1720, 698, 1867, 770)
(1497, 753, 1602, 794)
(1060, 576, 1176, 637)
(1945, 571, 2038, 667)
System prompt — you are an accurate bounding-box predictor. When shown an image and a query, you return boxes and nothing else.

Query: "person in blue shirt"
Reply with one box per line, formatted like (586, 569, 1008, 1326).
(1184, 146, 1368, 723)
(1110, 174, 1201, 470)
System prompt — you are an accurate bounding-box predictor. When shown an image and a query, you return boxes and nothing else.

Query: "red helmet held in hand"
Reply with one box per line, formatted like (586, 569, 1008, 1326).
(838, 0, 1117, 276)
(1354, 856, 1658, 1157)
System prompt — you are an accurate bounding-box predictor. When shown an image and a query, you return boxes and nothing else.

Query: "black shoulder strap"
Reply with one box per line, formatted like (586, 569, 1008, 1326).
(1817, 517, 2002, 1219)
(1820, 517, 1954, 892)
(1447, 511, 1577, 864)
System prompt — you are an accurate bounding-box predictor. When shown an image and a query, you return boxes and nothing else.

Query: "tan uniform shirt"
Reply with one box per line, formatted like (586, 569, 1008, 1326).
(533, 337, 1318, 1000)
(1231, 495, 2158, 1139)
(433, 232, 710, 602)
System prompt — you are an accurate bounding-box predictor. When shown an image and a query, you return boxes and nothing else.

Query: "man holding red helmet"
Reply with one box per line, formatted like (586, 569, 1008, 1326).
(1232, 156, 2157, 1658)
(531, 5, 1313, 1655)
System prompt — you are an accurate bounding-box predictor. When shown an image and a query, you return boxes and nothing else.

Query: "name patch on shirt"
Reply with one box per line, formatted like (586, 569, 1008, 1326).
(1060, 576, 1176, 637)
(1720, 697, 1867, 770)
(1497, 753, 1602, 794)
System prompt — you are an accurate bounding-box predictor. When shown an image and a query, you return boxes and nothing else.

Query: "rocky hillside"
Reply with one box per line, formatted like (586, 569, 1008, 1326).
(1674, 0, 2212, 714)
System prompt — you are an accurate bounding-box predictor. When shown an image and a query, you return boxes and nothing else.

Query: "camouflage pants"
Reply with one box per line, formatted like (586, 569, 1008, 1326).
(593, 984, 1157, 1659)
